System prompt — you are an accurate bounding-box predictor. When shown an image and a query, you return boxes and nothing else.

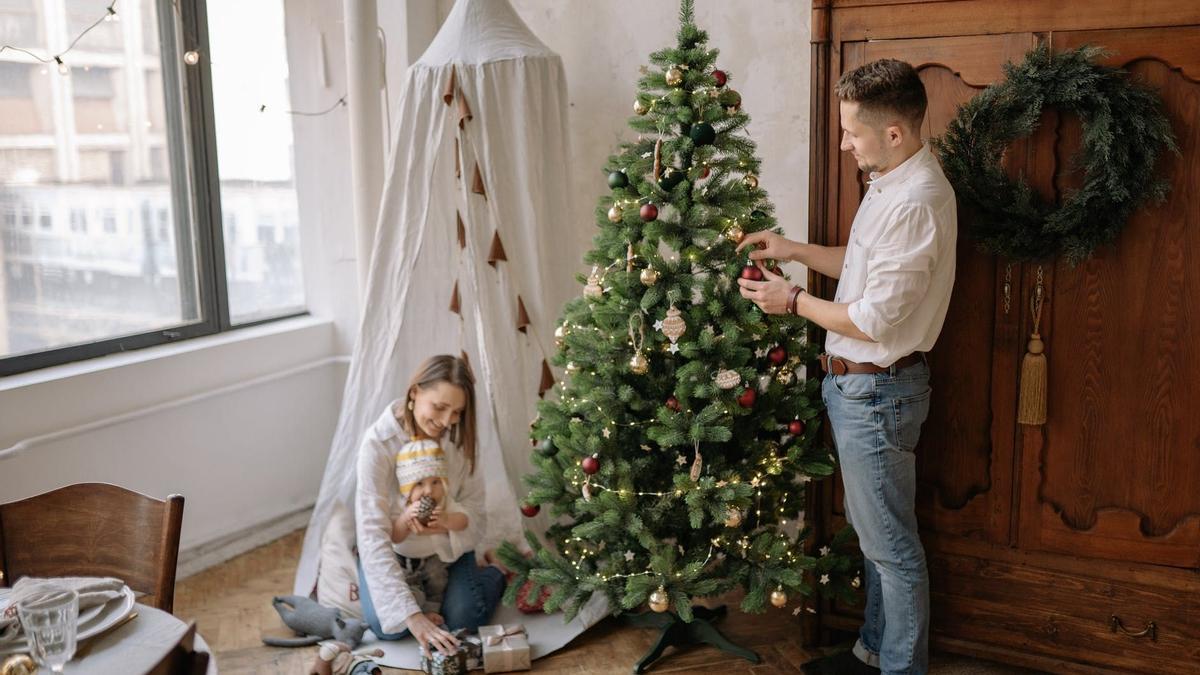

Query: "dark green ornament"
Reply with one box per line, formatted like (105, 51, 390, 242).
(751, 209, 767, 220)
(608, 171, 629, 189)
(536, 438, 556, 457)
(658, 168, 685, 191)
(690, 122, 716, 146)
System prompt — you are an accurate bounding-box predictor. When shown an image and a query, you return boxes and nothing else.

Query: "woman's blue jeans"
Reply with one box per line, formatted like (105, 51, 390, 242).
(356, 551, 506, 640)
(822, 359, 932, 675)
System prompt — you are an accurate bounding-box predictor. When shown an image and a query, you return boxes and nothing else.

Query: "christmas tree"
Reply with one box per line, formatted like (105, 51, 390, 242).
(500, 2, 855, 666)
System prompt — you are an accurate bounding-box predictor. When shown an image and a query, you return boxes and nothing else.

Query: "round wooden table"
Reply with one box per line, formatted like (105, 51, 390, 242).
(63, 603, 215, 674)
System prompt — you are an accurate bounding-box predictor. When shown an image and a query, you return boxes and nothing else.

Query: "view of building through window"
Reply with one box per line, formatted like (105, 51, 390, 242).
(207, 0, 304, 325)
(0, 0, 304, 364)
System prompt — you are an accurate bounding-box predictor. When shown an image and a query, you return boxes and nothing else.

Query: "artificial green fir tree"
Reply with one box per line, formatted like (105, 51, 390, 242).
(500, 2, 856, 669)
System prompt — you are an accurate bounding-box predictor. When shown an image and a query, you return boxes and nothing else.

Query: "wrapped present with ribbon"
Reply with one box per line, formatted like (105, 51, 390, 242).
(479, 624, 531, 673)
(418, 644, 468, 675)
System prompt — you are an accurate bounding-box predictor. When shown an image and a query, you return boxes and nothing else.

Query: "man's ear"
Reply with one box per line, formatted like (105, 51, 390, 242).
(886, 124, 904, 147)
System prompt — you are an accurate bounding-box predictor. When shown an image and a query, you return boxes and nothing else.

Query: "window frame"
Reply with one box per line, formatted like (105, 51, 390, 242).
(0, 0, 306, 377)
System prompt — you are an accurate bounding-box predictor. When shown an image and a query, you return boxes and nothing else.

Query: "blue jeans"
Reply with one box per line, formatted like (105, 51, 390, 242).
(822, 359, 932, 675)
(356, 551, 506, 640)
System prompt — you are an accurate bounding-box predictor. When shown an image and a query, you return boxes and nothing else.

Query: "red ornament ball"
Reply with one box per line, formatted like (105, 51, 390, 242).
(666, 396, 681, 412)
(740, 265, 763, 282)
(640, 203, 659, 222)
(713, 69, 727, 87)
(737, 387, 757, 408)
(767, 345, 787, 365)
(700, 166, 711, 179)
(520, 503, 540, 517)
(788, 419, 806, 436)
(582, 455, 601, 475)
(516, 579, 552, 613)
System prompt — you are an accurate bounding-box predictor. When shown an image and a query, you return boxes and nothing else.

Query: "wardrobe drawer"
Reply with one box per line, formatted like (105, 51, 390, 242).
(930, 553, 1200, 674)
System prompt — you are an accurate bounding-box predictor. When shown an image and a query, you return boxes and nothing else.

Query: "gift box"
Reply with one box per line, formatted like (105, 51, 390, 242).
(479, 624, 530, 673)
(450, 628, 484, 671)
(419, 645, 468, 675)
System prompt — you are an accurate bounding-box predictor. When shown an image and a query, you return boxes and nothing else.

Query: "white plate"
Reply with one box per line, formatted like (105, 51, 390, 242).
(0, 585, 136, 655)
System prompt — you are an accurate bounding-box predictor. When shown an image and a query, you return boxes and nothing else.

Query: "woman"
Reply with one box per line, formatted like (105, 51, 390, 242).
(355, 355, 506, 655)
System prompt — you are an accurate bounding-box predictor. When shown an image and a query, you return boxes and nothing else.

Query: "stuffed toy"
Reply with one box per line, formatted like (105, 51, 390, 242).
(309, 640, 385, 675)
(261, 595, 367, 648)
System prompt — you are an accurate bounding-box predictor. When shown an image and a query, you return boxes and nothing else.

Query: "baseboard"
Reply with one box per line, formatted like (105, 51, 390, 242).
(176, 504, 313, 580)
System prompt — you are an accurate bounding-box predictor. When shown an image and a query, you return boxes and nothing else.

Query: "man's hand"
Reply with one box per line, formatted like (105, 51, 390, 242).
(735, 230, 798, 262)
(737, 263, 794, 315)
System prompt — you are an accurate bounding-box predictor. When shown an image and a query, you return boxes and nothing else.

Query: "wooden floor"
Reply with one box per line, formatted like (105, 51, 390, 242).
(174, 529, 1038, 674)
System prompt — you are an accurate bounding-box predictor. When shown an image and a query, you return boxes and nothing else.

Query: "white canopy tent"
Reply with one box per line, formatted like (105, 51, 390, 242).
(295, 0, 588, 602)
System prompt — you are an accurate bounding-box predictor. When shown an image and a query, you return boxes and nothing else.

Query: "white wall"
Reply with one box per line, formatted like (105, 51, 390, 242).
(507, 0, 813, 249)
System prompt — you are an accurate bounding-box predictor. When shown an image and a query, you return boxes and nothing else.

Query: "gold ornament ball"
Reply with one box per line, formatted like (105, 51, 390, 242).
(744, 174, 759, 189)
(851, 576, 862, 589)
(727, 225, 745, 244)
(665, 66, 684, 87)
(630, 352, 649, 375)
(770, 588, 788, 608)
(1, 655, 37, 675)
(640, 267, 659, 286)
(608, 204, 624, 223)
(649, 587, 670, 612)
(555, 325, 566, 348)
(565, 361, 579, 375)
(724, 508, 743, 527)
(776, 368, 794, 385)
(634, 99, 649, 115)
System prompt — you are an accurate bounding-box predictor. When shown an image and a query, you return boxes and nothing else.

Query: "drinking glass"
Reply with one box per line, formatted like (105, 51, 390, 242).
(17, 588, 79, 673)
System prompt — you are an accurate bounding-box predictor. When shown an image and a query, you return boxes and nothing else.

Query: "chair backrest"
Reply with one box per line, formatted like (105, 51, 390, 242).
(146, 621, 210, 675)
(0, 483, 184, 613)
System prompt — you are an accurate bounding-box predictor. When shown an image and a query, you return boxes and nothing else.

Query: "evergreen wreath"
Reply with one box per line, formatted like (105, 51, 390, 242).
(933, 45, 1177, 264)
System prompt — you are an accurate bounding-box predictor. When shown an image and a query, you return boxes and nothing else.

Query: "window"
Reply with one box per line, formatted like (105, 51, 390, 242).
(0, 0, 307, 376)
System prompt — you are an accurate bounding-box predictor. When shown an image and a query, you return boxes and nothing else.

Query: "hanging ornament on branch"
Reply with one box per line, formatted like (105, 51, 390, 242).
(584, 267, 604, 299)
(689, 441, 703, 481)
(715, 369, 741, 390)
(629, 313, 649, 375)
(660, 305, 686, 343)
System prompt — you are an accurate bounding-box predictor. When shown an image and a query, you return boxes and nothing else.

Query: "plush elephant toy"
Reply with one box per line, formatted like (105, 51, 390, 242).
(262, 595, 367, 649)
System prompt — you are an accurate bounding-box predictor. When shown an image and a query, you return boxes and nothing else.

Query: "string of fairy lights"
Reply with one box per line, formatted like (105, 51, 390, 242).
(0, 0, 345, 117)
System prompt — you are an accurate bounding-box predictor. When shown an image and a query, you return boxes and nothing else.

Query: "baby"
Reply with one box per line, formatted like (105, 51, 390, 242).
(390, 439, 468, 618)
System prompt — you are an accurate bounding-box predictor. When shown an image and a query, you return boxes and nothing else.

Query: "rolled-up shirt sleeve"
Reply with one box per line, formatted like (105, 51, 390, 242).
(848, 202, 939, 344)
(356, 433, 422, 633)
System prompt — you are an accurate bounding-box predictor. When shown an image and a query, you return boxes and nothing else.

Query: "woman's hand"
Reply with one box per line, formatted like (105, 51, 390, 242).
(405, 610, 459, 656)
(735, 230, 798, 263)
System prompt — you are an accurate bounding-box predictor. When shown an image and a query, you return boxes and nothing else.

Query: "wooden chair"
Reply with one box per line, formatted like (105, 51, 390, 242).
(0, 483, 184, 613)
(146, 621, 210, 675)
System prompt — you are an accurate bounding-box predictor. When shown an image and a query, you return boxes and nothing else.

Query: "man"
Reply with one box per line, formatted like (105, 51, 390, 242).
(737, 59, 956, 675)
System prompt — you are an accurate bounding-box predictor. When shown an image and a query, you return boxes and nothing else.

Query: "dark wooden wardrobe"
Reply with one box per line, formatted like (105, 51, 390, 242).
(807, 2, 1200, 672)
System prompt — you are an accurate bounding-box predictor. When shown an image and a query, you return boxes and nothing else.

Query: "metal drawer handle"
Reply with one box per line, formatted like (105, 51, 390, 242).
(1110, 615, 1157, 641)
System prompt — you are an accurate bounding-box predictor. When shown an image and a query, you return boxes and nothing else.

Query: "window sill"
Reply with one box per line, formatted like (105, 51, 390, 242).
(0, 316, 345, 450)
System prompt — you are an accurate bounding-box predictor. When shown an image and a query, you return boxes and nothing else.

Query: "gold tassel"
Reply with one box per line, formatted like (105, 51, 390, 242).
(1017, 266, 1047, 425)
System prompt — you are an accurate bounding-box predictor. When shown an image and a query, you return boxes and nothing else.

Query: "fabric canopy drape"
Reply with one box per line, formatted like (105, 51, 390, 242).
(295, 0, 585, 598)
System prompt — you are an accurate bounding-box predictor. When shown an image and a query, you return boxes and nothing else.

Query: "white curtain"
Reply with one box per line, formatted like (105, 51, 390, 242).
(294, 0, 585, 596)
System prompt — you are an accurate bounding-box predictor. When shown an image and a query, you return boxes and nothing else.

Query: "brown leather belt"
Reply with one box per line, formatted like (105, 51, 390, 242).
(819, 352, 924, 376)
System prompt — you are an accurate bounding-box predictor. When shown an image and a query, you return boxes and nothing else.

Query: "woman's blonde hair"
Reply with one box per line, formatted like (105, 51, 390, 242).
(402, 354, 477, 473)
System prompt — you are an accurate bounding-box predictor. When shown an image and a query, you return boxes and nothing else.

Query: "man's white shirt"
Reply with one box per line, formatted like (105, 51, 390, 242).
(826, 143, 957, 367)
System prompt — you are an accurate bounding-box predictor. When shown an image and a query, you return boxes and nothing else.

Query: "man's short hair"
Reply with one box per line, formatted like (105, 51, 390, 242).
(835, 59, 927, 130)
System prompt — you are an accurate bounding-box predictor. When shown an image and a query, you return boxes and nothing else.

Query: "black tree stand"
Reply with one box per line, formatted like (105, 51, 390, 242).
(622, 605, 760, 673)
